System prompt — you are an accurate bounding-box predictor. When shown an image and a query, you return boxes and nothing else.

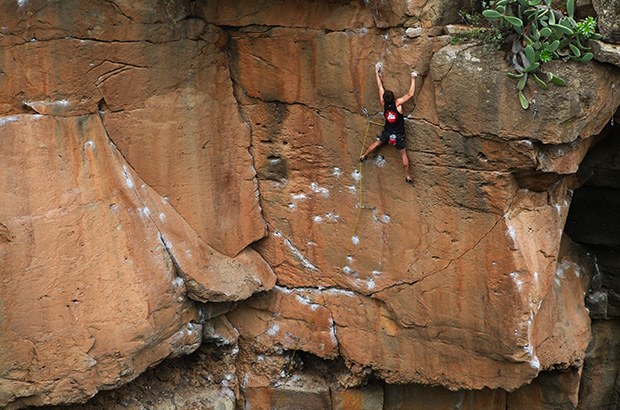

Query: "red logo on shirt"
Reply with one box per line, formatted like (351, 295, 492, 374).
(386, 111, 397, 123)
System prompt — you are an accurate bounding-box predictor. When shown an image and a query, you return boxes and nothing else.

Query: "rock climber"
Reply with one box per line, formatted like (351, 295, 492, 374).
(360, 62, 417, 183)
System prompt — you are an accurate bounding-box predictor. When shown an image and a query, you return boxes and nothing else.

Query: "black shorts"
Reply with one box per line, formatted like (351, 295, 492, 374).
(379, 129, 406, 150)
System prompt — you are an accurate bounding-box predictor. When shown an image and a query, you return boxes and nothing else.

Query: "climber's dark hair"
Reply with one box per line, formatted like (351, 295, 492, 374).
(383, 90, 395, 104)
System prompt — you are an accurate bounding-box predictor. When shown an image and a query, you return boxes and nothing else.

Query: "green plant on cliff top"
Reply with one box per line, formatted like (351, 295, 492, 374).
(449, 27, 505, 51)
(451, 6, 508, 51)
(575, 16, 597, 38)
(482, 0, 601, 109)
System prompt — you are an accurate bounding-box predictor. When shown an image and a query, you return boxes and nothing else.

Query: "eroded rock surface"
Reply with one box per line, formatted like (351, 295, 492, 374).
(0, 1, 274, 408)
(229, 33, 614, 393)
(592, 0, 620, 43)
(0, 114, 201, 408)
(2, 0, 620, 409)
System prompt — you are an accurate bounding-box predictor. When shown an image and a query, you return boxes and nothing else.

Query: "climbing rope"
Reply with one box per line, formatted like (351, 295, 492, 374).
(274, 111, 382, 410)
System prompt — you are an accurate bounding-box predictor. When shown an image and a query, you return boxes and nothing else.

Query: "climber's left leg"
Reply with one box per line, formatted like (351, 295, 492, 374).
(399, 148, 412, 183)
(360, 140, 383, 162)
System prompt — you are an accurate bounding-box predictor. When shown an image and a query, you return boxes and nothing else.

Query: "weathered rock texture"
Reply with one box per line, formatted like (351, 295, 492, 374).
(223, 6, 616, 396)
(2, 0, 620, 409)
(592, 0, 620, 43)
(0, 1, 275, 408)
(0, 114, 200, 408)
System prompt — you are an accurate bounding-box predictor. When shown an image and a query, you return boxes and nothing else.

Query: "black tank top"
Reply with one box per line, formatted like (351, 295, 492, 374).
(383, 101, 405, 135)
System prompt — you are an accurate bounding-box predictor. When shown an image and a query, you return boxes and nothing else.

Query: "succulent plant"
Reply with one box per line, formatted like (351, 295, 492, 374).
(576, 17, 598, 38)
(539, 49, 553, 63)
(483, 0, 600, 109)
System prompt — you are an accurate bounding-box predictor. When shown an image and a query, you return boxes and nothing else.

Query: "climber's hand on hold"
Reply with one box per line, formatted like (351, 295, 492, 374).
(375, 62, 385, 102)
(411, 71, 418, 78)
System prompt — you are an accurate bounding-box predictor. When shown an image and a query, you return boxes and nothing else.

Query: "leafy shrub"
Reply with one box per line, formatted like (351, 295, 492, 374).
(449, 27, 506, 51)
(482, 0, 600, 109)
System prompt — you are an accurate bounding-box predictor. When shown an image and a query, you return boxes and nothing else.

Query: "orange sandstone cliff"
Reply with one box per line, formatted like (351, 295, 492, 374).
(1, 1, 620, 409)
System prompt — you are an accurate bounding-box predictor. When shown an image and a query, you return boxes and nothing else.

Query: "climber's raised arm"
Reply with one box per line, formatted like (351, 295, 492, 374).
(375, 63, 385, 105)
(395, 71, 418, 107)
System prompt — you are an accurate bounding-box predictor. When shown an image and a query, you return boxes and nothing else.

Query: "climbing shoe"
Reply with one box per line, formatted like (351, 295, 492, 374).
(405, 177, 414, 184)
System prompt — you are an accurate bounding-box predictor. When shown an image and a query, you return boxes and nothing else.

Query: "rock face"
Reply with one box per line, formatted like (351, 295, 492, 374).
(0, 114, 201, 408)
(576, 320, 620, 410)
(224, 14, 614, 393)
(0, 1, 275, 408)
(1, 0, 620, 409)
(592, 0, 620, 43)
